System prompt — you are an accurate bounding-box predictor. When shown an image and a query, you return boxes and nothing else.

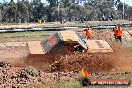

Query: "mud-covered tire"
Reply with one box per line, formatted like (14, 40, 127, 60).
(80, 77, 91, 86)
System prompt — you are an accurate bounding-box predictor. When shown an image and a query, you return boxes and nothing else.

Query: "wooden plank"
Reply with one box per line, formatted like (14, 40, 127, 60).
(27, 41, 44, 54)
(123, 31, 132, 40)
(128, 30, 132, 35)
(84, 40, 113, 53)
(60, 30, 78, 42)
(95, 41, 104, 48)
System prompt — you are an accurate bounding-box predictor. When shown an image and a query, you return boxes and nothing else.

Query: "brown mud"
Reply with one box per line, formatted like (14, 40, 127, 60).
(0, 30, 131, 73)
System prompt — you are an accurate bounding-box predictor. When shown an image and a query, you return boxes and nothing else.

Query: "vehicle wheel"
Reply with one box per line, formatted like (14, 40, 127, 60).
(80, 77, 91, 86)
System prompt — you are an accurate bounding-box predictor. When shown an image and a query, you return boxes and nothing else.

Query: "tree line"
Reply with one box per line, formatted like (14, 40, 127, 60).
(0, 0, 132, 23)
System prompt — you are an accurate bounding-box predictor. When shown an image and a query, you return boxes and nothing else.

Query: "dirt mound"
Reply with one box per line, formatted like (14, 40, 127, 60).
(19, 52, 114, 73)
(0, 61, 80, 88)
(0, 61, 131, 87)
(23, 54, 57, 71)
(50, 52, 114, 73)
(0, 61, 46, 87)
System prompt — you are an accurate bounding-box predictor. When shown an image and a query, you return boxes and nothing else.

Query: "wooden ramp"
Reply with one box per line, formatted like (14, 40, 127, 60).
(60, 31, 78, 42)
(123, 31, 132, 40)
(84, 40, 113, 53)
(27, 41, 44, 54)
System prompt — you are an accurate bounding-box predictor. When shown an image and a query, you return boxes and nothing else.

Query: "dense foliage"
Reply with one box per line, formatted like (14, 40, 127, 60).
(0, 0, 132, 23)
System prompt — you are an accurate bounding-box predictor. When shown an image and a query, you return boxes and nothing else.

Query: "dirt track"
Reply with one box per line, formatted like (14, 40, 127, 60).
(0, 45, 114, 72)
(0, 29, 132, 88)
(1, 45, 131, 73)
(0, 30, 131, 74)
(111, 45, 132, 72)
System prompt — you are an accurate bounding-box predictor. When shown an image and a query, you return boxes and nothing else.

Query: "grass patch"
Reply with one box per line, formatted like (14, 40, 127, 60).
(125, 41, 132, 47)
(0, 31, 57, 42)
(0, 31, 56, 38)
(123, 40, 132, 52)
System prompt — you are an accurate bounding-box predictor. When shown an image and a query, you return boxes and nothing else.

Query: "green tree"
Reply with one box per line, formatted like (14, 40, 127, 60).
(6, 2, 17, 22)
(17, 1, 29, 23)
(126, 6, 132, 20)
(32, 3, 45, 22)
(46, 0, 58, 22)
